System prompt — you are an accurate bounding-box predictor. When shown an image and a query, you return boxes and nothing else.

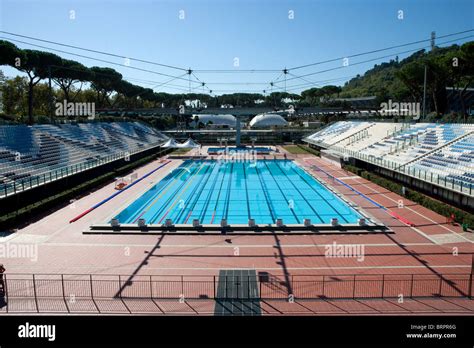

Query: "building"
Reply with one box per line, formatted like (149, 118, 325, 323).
(249, 113, 288, 128)
(191, 114, 237, 128)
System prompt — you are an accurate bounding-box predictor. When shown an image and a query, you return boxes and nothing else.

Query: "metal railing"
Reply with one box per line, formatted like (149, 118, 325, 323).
(325, 144, 473, 196)
(0, 144, 166, 199)
(0, 272, 472, 313)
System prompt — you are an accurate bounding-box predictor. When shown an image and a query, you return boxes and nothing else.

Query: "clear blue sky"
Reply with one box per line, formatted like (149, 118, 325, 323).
(0, 0, 473, 95)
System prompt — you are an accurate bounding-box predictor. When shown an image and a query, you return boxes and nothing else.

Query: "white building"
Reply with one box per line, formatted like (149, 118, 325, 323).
(191, 114, 237, 128)
(249, 113, 288, 128)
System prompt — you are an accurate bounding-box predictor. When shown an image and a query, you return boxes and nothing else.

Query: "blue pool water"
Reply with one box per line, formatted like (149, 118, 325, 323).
(114, 160, 362, 225)
(208, 146, 272, 154)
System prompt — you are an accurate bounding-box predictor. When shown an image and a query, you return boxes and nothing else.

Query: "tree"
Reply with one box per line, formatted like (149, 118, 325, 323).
(52, 59, 92, 103)
(114, 80, 145, 108)
(0, 40, 20, 67)
(301, 87, 323, 106)
(301, 86, 341, 106)
(89, 67, 122, 107)
(1, 76, 28, 119)
(16, 50, 62, 124)
(395, 60, 425, 103)
(447, 42, 474, 119)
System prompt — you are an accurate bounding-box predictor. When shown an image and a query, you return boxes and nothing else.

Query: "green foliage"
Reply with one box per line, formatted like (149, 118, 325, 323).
(52, 59, 92, 102)
(333, 43, 474, 118)
(0, 40, 21, 66)
(300, 85, 342, 106)
(0, 38, 473, 125)
(283, 145, 310, 154)
(297, 144, 320, 156)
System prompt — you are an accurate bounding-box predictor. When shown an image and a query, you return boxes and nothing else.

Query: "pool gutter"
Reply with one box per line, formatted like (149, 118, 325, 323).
(84, 222, 390, 235)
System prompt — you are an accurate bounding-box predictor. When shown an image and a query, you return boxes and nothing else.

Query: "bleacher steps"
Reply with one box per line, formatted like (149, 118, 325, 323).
(403, 130, 474, 166)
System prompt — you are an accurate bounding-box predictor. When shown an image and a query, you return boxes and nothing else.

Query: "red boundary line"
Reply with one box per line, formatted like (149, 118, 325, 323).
(69, 160, 171, 223)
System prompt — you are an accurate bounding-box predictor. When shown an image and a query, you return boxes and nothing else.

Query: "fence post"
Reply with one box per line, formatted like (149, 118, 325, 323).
(32, 274, 39, 313)
(247, 275, 250, 299)
(469, 255, 473, 299)
(213, 276, 216, 300)
(382, 274, 385, 298)
(236, 275, 239, 300)
(322, 275, 325, 298)
(181, 275, 184, 298)
(149, 275, 153, 300)
(438, 275, 443, 297)
(469, 273, 473, 300)
(225, 276, 228, 299)
(90, 274, 94, 299)
(4, 274, 8, 313)
(410, 274, 414, 298)
(118, 275, 122, 299)
(61, 274, 70, 313)
(352, 275, 356, 299)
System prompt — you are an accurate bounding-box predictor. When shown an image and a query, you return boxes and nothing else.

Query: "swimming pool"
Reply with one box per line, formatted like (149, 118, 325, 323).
(208, 146, 272, 154)
(114, 160, 363, 225)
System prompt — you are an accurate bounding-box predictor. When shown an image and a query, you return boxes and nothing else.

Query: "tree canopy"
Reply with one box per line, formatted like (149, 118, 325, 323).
(0, 39, 473, 124)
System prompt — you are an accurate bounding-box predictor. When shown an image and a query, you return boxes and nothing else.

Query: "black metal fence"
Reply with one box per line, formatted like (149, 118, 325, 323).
(2, 273, 472, 305)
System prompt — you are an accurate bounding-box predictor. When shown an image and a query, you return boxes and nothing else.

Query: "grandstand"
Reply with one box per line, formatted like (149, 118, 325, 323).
(304, 121, 474, 198)
(0, 122, 168, 197)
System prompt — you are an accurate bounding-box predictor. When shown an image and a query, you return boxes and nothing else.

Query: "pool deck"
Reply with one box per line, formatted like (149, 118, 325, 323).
(1, 146, 473, 315)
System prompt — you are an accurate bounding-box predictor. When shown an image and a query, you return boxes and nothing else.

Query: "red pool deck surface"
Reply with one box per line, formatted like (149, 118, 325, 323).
(1, 149, 473, 315)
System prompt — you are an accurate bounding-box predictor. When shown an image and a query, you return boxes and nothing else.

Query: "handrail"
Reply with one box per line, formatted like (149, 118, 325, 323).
(2, 272, 471, 303)
(0, 142, 166, 198)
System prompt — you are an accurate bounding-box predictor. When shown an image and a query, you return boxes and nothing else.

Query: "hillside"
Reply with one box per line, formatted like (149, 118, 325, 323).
(337, 43, 473, 113)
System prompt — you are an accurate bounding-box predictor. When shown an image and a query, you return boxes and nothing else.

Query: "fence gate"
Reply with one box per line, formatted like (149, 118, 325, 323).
(214, 270, 261, 316)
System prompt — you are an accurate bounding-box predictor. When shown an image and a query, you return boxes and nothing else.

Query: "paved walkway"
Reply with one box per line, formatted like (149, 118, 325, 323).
(1, 149, 472, 314)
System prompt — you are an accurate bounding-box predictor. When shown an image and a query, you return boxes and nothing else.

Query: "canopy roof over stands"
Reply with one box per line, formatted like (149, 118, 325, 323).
(178, 138, 200, 148)
(161, 138, 181, 148)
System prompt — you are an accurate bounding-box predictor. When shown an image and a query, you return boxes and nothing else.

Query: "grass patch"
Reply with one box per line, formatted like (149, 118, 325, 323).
(170, 148, 191, 154)
(342, 164, 474, 228)
(283, 144, 321, 156)
(283, 145, 311, 154)
(297, 144, 320, 156)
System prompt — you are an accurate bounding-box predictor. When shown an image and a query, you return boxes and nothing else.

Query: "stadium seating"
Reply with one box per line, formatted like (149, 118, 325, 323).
(0, 122, 168, 197)
(412, 134, 474, 189)
(304, 121, 474, 192)
(305, 121, 374, 146)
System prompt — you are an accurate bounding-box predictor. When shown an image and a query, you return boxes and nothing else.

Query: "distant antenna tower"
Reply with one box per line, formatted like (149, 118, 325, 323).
(177, 113, 187, 131)
(177, 103, 187, 132)
(431, 31, 436, 50)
